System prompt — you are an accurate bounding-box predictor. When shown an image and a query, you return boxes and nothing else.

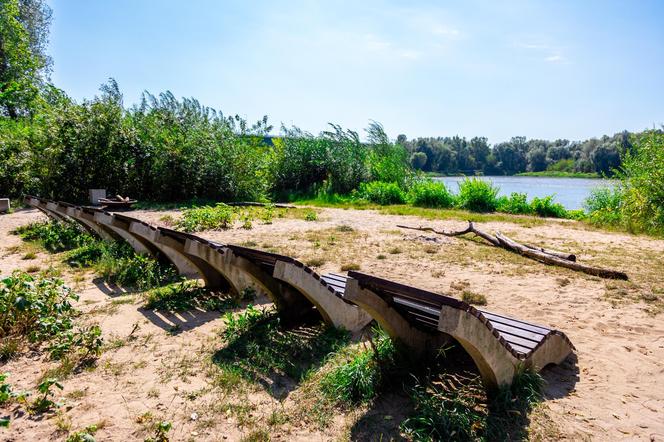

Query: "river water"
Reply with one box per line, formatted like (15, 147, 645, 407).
(434, 176, 616, 210)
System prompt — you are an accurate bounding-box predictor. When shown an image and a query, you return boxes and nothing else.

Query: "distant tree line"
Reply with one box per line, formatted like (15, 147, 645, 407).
(399, 132, 632, 177)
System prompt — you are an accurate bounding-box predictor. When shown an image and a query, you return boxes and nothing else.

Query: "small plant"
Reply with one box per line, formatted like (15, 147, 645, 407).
(388, 247, 402, 254)
(462, 290, 487, 306)
(340, 263, 360, 271)
(145, 421, 172, 442)
(241, 287, 257, 302)
(335, 224, 354, 232)
(377, 254, 386, 260)
(456, 178, 499, 213)
(30, 378, 63, 413)
(359, 181, 407, 205)
(305, 257, 326, 267)
(304, 210, 318, 221)
(22, 251, 37, 260)
(66, 424, 98, 442)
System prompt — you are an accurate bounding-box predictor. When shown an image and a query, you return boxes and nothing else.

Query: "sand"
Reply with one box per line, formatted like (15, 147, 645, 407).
(1, 206, 663, 441)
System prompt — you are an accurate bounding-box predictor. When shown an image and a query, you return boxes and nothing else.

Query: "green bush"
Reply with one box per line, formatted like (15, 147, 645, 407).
(584, 186, 623, 226)
(96, 252, 178, 290)
(0, 271, 102, 362)
(618, 130, 664, 234)
(496, 192, 532, 215)
(408, 180, 454, 208)
(456, 178, 499, 212)
(359, 181, 406, 205)
(530, 195, 567, 218)
(14, 221, 94, 252)
(319, 327, 395, 405)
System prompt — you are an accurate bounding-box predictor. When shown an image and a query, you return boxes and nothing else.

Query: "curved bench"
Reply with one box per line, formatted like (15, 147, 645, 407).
(24, 196, 68, 223)
(228, 245, 372, 332)
(346, 271, 574, 389)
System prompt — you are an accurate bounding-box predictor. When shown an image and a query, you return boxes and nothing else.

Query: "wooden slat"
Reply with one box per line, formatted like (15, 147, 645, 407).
(325, 273, 349, 283)
(481, 311, 551, 335)
(496, 332, 539, 350)
(489, 322, 545, 343)
(507, 343, 531, 355)
(393, 296, 441, 317)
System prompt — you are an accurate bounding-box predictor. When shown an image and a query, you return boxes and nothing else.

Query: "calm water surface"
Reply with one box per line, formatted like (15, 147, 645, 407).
(434, 176, 615, 210)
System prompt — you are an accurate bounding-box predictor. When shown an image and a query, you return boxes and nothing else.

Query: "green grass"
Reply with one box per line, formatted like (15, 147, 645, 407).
(213, 307, 350, 388)
(143, 280, 239, 312)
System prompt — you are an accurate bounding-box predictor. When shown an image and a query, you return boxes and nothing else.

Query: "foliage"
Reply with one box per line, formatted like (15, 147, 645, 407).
(0, 271, 104, 364)
(584, 186, 623, 226)
(304, 210, 318, 221)
(408, 179, 454, 208)
(319, 327, 396, 405)
(30, 377, 63, 413)
(455, 178, 499, 213)
(143, 280, 238, 312)
(96, 251, 177, 290)
(65, 425, 98, 442)
(618, 130, 664, 234)
(145, 421, 172, 442)
(359, 181, 406, 205)
(496, 192, 532, 215)
(14, 220, 94, 252)
(175, 203, 235, 232)
(530, 195, 568, 218)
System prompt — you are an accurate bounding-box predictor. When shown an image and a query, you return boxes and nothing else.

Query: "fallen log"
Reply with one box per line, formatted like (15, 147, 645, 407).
(397, 222, 627, 280)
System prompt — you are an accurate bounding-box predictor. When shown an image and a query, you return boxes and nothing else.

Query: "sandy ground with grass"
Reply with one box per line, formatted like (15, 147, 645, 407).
(1, 206, 663, 441)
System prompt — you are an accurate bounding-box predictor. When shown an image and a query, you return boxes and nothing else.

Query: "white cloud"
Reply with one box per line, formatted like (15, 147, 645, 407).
(431, 24, 460, 38)
(545, 54, 565, 63)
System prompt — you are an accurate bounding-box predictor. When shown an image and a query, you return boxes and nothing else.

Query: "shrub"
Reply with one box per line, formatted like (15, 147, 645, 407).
(462, 290, 487, 306)
(619, 130, 664, 234)
(530, 196, 567, 218)
(584, 186, 623, 226)
(408, 180, 454, 208)
(96, 252, 178, 290)
(496, 192, 532, 215)
(456, 178, 499, 213)
(14, 221, 94, 252)
(319, 327, 395, 405)
(359, 181, 406, 205)
(0, 271, 102, 362)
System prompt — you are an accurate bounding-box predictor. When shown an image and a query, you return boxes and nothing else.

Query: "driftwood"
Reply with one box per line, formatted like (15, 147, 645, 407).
(397, 222, 627, 280)
(226, 202, 296, 209)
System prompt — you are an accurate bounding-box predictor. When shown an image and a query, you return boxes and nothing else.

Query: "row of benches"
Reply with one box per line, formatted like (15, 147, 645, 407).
(24, 196, 574, 389)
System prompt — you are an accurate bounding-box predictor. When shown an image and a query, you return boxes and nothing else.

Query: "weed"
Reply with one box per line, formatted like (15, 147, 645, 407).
(335, 224, 354, 232)
(145, 421, 172, 442)
(530, 196, 567, 218)
(14, 221, 94, 253)
(462, 290, 487, 306)
(176, 203, 235, 232)
(340, 263, 360, 271)
(456, 178, 499, 213)
(305, 257, 326, 267)
(21, 251, 37, 260)
(65, 424, 98, 442)
(240, 429, 270, 442)
(408, 179, 454, 208)
(304, 210, 318, 221)
(359, 181, 407, 205)
(30, 378, 63, 413)
(377, 254, 387, 260)
(389, 247, 402, 254)
(319, 327, 395, 405)
(26, 265, 40, 273)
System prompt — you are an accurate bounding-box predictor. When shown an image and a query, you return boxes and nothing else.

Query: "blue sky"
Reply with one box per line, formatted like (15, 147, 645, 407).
(48, 0, 664, 143)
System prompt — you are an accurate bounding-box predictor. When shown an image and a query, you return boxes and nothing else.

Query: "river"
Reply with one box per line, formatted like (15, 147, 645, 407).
(433, 176, 615, 210)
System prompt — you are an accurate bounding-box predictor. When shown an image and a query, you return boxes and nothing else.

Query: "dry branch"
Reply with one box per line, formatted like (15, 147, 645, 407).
(398, 222, 627, 280)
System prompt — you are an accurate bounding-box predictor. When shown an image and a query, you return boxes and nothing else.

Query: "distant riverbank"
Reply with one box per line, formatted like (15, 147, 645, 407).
(423, 171, 600, 179)
(434, 175, 615, 210)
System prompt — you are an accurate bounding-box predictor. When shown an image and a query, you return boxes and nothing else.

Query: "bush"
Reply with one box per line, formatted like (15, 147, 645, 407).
(496, 192, 532, 215)
(530, 196, 567, 218)
(96, 252, 178, 290)
(144, 280, 238, 312)
(320, 327, 395, 405)
(618, 130, 664, 234)
(584, 186, 622, 226)
(359, 181, 406, 205)
(14, 221, 94, 252)
(408, 180, 454, 208)
(0, 271, 102, 362)
(456, 178, 499, 212)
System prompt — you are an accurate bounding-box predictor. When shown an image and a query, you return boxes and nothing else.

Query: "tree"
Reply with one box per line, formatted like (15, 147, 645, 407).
(410, 151, 427, 170)
(0, 0, 51, 118)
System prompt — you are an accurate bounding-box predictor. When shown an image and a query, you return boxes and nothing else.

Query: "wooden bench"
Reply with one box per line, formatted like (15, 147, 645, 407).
(346, 271, 574, 388)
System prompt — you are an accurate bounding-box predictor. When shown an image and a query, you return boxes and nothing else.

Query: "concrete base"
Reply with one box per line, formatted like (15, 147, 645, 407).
(274, 261, 372, 332)
(0, 198, 9, 213)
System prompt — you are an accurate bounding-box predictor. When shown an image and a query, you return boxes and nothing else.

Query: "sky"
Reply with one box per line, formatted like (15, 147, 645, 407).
(48, 0, 664, 143)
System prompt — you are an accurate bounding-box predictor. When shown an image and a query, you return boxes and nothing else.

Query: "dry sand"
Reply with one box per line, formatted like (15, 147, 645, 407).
(1, 206, 663, 441)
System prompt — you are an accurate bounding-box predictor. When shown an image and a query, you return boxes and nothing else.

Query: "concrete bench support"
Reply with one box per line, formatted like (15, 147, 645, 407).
(274, 261, 372, 332)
